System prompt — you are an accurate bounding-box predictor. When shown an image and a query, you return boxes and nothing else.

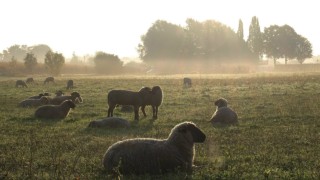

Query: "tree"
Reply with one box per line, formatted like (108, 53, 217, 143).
(247, 16, 263, 60)
(44, 51, 65, 75)
(93, 51, 123, 74)
(24, 53, 37, 73)
(9, 56, 18, 69)
(29, 44, 51, 63)
(5, 45, 28, 62)
(237, 19, 244, 40)
(263, 25, 282, 65)
(295, 35, 312, 64)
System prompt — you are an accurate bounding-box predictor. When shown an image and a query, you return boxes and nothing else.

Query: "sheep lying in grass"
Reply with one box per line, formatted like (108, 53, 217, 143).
(50, 91, 83, 105)
(34, 100, 75, 119)
(28, 92, 50, 99)
(107, 87, 152, 121)
(183, 77, 192, 88)
(210, 98, 238, 125)
(102, 121, 206, 175)
(88, 117, 130, 128)
(66, 80, 73, 89)
(43, 77, 55, 84)
(16, 80, 28, 88)
(19, 96, 49, 107)
(141, 86, 163, 119)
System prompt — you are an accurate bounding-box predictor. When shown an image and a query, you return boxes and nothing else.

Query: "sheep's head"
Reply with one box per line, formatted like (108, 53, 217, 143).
(138, 87, 152, 97)
(170, 122, 206, 143)
(151, 86, 162, 94)
(40, 96, 49, 104)
(71, 92, 83, 103)
(215, 98, 228, 108)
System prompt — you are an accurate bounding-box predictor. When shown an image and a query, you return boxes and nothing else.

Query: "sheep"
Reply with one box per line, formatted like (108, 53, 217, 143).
(26, 77, 34, 84)
(43, 76, 55, 84)
(183, 77, 192, 88)
(102, 121, 206, 175)
(210, 98, 238, 125)
(15, 80, 28, 88)
(55, 90, 64, 96)
(49, 91, 83, 105)
(120, 105, 133, 112)
(34, 100, 75, 119)
(28, 92, 51, 99)
(19, 96, 49, 107)
(141, 86, 163, 119)
(66, 79, 73, 89)
(88, 117, 130, 128)
(107, 87, 152, 121)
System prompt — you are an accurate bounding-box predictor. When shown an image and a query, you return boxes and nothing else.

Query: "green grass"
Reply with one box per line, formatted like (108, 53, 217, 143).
(1, 73, 320, 179)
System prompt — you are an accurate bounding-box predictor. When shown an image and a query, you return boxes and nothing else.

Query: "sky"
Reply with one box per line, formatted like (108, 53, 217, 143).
(0, 0, 319, 59)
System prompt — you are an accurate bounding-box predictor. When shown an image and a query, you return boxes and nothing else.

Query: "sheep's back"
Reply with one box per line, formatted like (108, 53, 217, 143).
(211, 107, 238, 124)
(108, 90, 141, 105)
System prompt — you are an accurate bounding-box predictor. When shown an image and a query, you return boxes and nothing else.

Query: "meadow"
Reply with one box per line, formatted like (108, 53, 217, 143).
(0, 73, 320, 179)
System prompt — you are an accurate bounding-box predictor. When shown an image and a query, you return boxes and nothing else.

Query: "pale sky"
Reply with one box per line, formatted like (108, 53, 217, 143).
(0, 0, 319, 59)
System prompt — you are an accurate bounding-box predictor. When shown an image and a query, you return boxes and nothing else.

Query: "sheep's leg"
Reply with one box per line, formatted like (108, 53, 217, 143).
(141, 105, 147, 117)
(154, 106, 158, 119)
(108, 105, 116, 117)
(134, 106, 139, 121)
(152, 106, 156, 119)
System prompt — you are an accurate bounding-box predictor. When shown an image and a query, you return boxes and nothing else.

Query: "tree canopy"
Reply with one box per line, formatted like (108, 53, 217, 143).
(93, 51, 123, 74)
(24, 53, 38, 73)
(44, 51, 65, 75)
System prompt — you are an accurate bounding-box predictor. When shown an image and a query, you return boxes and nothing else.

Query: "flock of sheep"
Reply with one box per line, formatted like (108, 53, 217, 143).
(14, 76, 238, 176)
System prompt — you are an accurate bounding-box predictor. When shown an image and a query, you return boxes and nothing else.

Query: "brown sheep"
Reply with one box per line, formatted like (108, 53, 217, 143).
(66, 80, 73, 89)
(102, 121, 206, 175)
(34, 100, 75, 119)
(107, 87, 152, 121)
(15, 80, 28, 88)
(19, 96, 49, 107)
(43, 77, 55, 84)
(49, 91, 83, 105)
(26, 77, 34, 84)
(141, 86, 163, 119)
(210, 98, 238, 125)
(183, 77, 192, 88)
(88, 117, 130, 128)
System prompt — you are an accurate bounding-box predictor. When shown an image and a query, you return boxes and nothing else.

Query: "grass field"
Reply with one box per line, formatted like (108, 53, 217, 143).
(1, 73, 320, 179)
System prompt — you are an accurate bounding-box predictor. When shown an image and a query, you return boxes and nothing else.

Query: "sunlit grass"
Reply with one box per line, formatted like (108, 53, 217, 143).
(1, 72, 320, 179)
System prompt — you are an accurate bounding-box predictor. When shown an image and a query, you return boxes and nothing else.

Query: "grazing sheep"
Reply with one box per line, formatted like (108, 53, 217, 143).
(102, 121, 206, 175)
(88, 117, 130, 128)
(49, 91, 83, 105)
(210, 98, 238, 125)
(19, 96, 49, 107)
(43, 77, 55, 84)
(15, 80, 28, 88)
(34, 100, 75, 119)
(141, 86, 163, 119)
(28, 92, 51, 99)
(26, 77, 34, 84)
(107, 87, 152, 121)
(66, 79, 74, 89)
(183, 77, 192, 88)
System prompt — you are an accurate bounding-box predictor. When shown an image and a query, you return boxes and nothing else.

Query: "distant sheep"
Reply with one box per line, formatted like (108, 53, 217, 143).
(88, 117, 130, 128)
(102, 121, 206, 175)
(28, 92, 51, 99)
(141, 86, 163, 119)
(43, 77, 55, 84)
(26, 77, 34, 84)
(183, 77, 192, 88)
(50, 91, 83, 105)
(15, 80, 28, 88)
(34, 100, 75, 119)
(210, 98, 238, 125)
(19, 96, 49, 107)
(107, 87, 152, 121)
(66, 80, 73, 89)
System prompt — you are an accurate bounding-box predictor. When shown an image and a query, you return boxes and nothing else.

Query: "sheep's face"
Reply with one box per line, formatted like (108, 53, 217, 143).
(175, 122, 206, 143)
(215, 98, 228, 108)
(71, 92, 83, 102)
(151, 86, 161, 94)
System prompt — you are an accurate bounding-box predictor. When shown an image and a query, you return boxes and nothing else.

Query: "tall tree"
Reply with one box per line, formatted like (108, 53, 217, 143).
(24, 53, 38, 73)
(295, 35, 312, 64)
(237, 19, 244, 40)
(247, 16, 263, 60)
(44, 51, 65, 75)
(93, 51, 123, 74)
(29, 44, 51, 63)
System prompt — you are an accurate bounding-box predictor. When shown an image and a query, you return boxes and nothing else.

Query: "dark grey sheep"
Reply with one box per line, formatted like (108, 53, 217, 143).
(16, 80, 28, 88)
(34, 100, 75, 119)
(50, 91, 83, 105)
(107, 87, 152, 121)
(66, 80, 73, 89)
(19, 96, 49, 107)
(102, 121, 206, 175)
(88, 117, 130, 128)
(183, 77, 192, 88)
(141, 86, 163, 119)
(43, 77, 55, 84)
(26, 77, 34, 84)
(210, 98, 238, 125)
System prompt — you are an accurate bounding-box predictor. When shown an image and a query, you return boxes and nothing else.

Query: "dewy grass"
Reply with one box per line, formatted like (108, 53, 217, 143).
(0, 73, 320, 179)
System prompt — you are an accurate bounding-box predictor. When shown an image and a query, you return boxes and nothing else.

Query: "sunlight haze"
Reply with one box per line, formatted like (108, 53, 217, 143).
(0, 0, 319, 58)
